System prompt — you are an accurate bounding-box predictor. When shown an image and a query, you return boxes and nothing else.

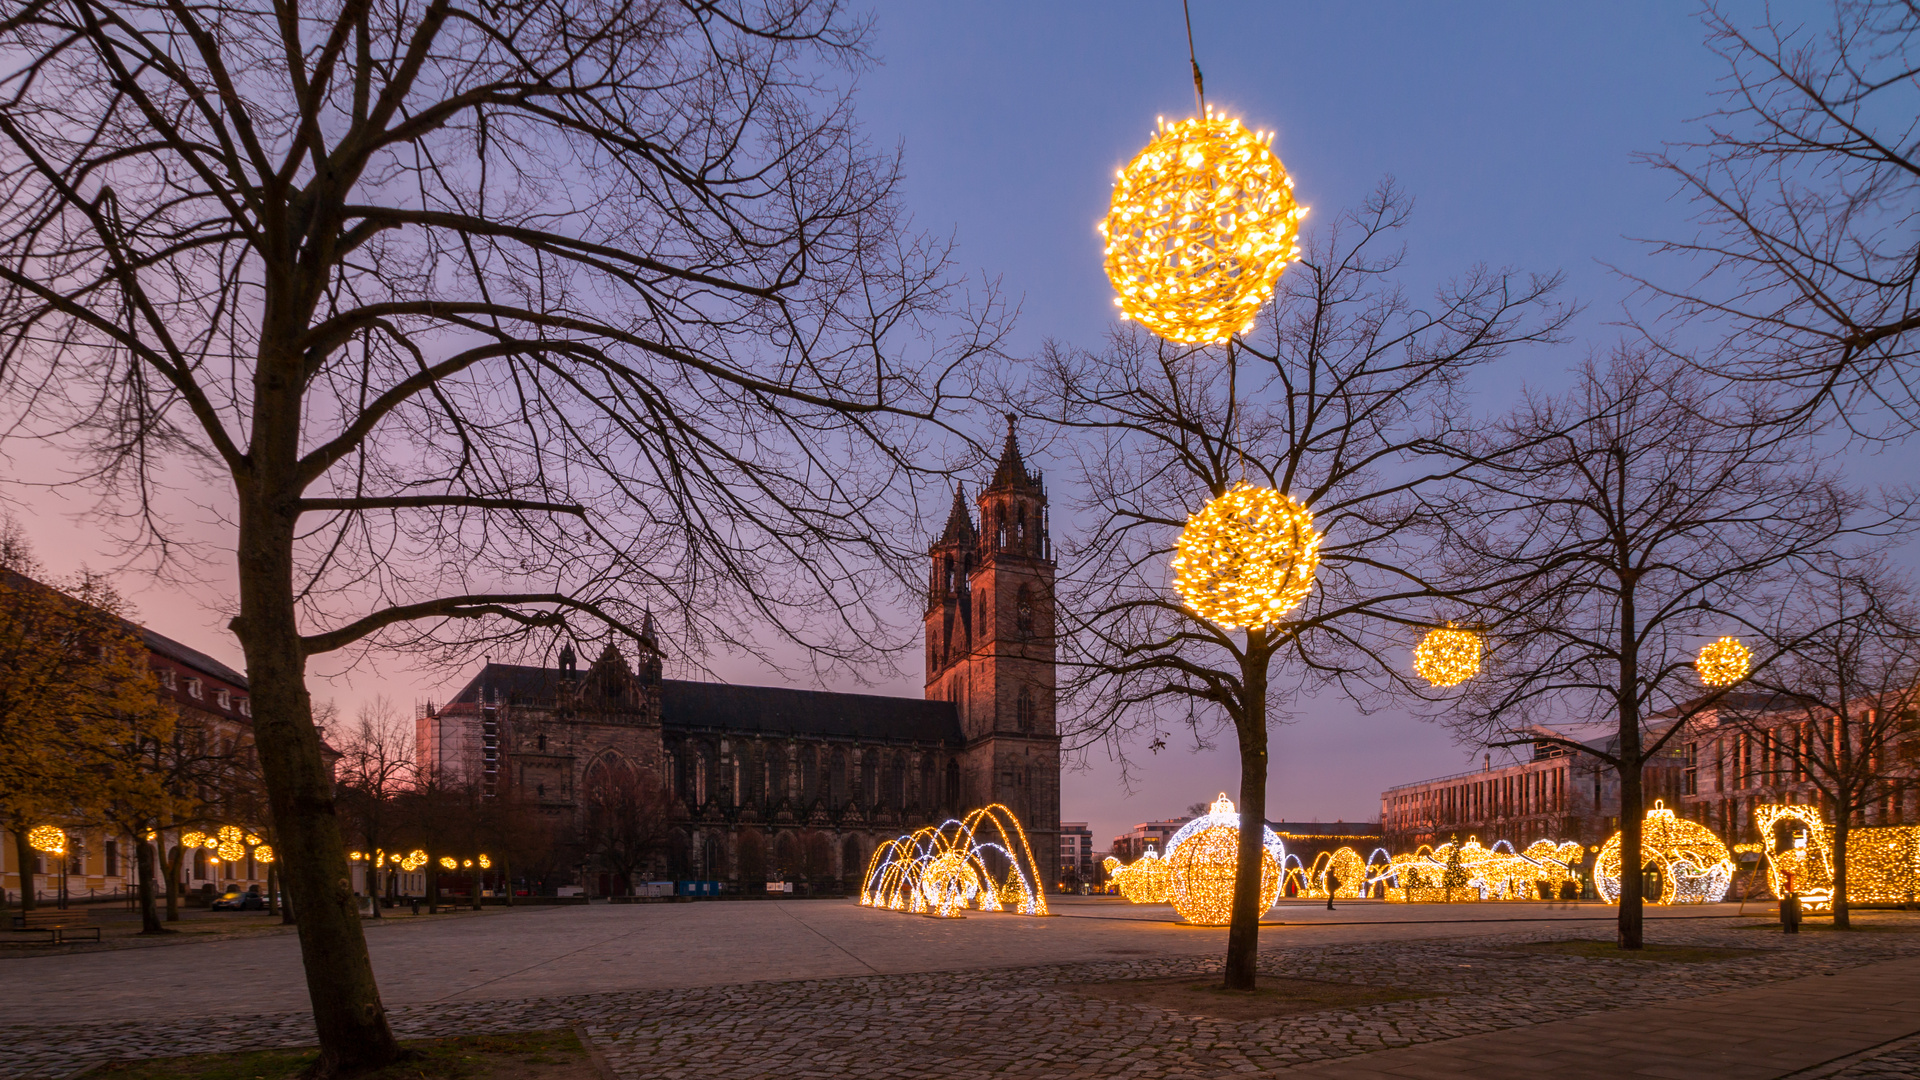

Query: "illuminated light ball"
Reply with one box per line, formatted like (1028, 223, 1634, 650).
(1100, 107, 1308, 344)
(254, 845, 274, 865)
(477, 854, 491, 870)
(919, 851, 981, 917)
(26, 825, 65, 855)
(1168, 823, 1281, 926)
(216, 826, 246, 863)
(349, 851, 365, 861)
(462, 859, 473, 869)
(180, 830, 207, 850)
(1695, 636, 1751, 687)
(1414, 622, 1482, 688)
(1172, 483, 1321, 629)
(401, 849, 427, 872)
(143, 830, 157, 842)
(439, 856, 457, 871)
(244, 833, 261, 846)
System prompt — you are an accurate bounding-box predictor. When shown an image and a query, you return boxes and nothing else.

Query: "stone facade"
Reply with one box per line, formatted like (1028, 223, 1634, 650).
(422, 425, 1062, 892)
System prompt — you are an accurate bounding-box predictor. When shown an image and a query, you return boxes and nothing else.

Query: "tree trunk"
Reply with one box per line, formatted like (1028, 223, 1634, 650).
(265, 860, 279, 916)
(501, 855, 513, 907)
(1832, 802, 1851, 930)
(235, 426, 403, 1074)
(1223, 630, 1272, 992)
(11, 827, 35, 914)
(164, 843, 183, 922)
(1618, 760, 1645, 949)
(135, 836, 164, 933)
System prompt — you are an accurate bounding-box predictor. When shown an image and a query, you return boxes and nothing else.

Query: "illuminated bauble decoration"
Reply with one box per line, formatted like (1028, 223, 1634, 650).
(1172, 483, 1321, 629)
(918, 851, 982, 918)
(215, 826, 246, 864)
(401, 849, 427, 872)
(26, 825, 65, 855)
(1695, 636, 1751, 687)
(477, 854, 491, 870)
(253, 845, 274, 864)
(1161, 794, 1286, 925)
(1595, 801, 1734, 904)
(1108, 846, 1174, 904)
(439, 856, 458, 871)
(1100, 107, 1307, 344)
(1414, 622, 1482, 688)
(244, 833, 261, 845)
(180, 830, 207, 850)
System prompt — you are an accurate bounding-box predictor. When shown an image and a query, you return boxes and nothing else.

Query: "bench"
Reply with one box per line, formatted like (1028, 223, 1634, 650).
(8, 909, 102, 944)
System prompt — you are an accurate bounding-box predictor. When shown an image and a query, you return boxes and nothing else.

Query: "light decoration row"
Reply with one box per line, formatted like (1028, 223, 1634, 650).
(1376, 838, 1583, 902)
(860, 804, 1049, 918)
(1172, 484, 1321, 629)
(1413, 623, 1482, 688)
(1754, 803, 1920, 906)
(1695, 636, 1751, 687)
(1100, 106, 1306, 344)
(1594, 801, 1734, 904)
(26, 825, 65, 856)
(349, 848, 482, 875)
(177, 826, 271, 865)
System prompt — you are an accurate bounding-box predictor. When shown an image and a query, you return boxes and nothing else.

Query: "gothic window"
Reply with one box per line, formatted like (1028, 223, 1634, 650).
(830, 748, 848, 805)
(704, 834, 728, 880)
(1015, 584, 1034, 639)
(945, 759, 961, 808)
(887, 753, 906, 808)
(801, 746, 819, 804)
(537, 733, 546, 751)
(767, 745, 787, 804)
(1017, 686, 1036, 733)
(919, 757, 935, 808)
(860, 752, 878, 807)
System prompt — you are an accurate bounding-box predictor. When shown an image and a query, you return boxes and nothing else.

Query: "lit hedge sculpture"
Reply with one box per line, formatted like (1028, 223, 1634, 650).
(1595, 801, 1734, 904)
(1100, 106, 1307, 344)
(1756, 803, 1920, 907)
(1413, 622, 1481, 688)
(1695, 636, 1751, 687)
(1379, 838, 1583, 902)
(1172, 483, 1321, 629)
(861, 804, 1049, 918)
(26, 825, 65, 856)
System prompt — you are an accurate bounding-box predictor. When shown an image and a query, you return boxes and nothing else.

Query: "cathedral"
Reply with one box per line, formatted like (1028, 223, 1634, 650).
(417, 424, 1062, 893)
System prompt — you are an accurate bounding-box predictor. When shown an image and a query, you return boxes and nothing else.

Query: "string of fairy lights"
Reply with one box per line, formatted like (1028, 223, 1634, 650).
(860, 804, 1050, 918)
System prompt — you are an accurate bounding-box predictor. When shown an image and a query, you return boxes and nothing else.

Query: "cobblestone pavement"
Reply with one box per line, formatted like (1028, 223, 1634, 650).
(1824, 1037, 1920, 1080)
(4, 918, 1919, 1079)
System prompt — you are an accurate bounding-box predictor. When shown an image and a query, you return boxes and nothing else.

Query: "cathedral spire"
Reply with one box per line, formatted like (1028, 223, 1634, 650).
(989, 413, 1040, 493)
(938, 483, 976, 545)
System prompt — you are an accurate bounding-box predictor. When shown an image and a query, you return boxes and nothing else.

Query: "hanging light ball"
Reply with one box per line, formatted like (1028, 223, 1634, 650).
(1172, 482, 1321, 629)
(1696, 636, 1751, 687)
(1414, 622, 1482, 688)
(254, 844, 274, 865)
(439, 856, 458, 871)
(401, 849, 427, 872)
(26, 825, 65, 855)
(477, 854, 491, 870)
(1100, 107, 1307, 345)
(215, 825, 247, 864)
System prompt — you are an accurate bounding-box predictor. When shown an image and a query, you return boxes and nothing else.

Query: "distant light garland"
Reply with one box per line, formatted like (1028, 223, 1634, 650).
(1413, 622, 1482, 688)
(26, 825, 65, 856)
(1696, 636, 1751, 687)
(1172, 484, 1321, 629)
(1099, 107, 1307, 344)
(861, 804, 1049, 918)
(1755, 804, 1920, 906)
(1595, 801, 1733, 904)
(1377, 838, 1583, 902)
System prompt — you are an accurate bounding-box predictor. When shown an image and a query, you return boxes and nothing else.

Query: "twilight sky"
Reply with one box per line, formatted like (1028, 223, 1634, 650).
(4, 2, 1844, 850)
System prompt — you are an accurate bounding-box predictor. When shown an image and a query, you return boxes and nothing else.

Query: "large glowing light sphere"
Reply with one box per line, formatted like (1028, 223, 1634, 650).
(1414, 622, 1482, 688)
(215, 825, 246, 864)
(1099, 108, 1307, 344)
(1595, 801, 1734, 904)
(1172, 483, 1321, 629)
(1168, 822, 1281, 925)
(26, 825, 64, 855)
(1696, 636, 1751, 687)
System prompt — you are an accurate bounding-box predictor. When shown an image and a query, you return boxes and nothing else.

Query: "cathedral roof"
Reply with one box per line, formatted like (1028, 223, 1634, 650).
(442, 662, 964, 746)
(987, 413, 1040, 493)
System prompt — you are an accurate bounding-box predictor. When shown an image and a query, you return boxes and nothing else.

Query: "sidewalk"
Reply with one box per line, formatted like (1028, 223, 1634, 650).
(1286, 954, 1920, 1079)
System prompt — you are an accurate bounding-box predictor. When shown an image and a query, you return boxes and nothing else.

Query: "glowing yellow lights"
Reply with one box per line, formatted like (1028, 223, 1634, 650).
(1755, 804, 1920, 906)
(1100, 108, 1307, 344)
(244, 833, 261, 846)
(143, 830, 157, 843)
(439, 856, 458, 871)
(1169, 822, 1281, 925)
(1696, 636, 1751, 687)
(1379, 838, 1583, 902)
(349, 851, 365, 861)
(1595, 801, 1734, 904)
(1414, 622, 1482, 688)
(26, 825, 65, 855)
(254, 845, 274, 865)
(180, 830, 208, 850)
(400, 849, 427, 872)
(1172, 483, 1321, 629)
(215, 825, 246, 864)
(1107, 847, 1174, 904)
(477, 855, 491, 870)
(860, 804, 1049, 918)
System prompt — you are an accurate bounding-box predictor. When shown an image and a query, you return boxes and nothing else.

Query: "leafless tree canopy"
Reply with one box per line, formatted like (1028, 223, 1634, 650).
(1638, 1, 1920, 437)
(0, 0, 1003, 669)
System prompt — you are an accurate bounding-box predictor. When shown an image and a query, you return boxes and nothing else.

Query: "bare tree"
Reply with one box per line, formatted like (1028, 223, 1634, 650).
(0, 1, 1001, 1070)
(1447, 349, 1860, 948)
(582, 759, 673, 894)
(1032, 183, 1570, 990)
(1718, 558, 1920, 928)
(333, 697, 413, 918)
(1636, 1, 1920, 437)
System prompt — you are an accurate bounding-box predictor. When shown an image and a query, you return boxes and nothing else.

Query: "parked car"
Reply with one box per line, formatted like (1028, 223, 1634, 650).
(211, 887, 265, 911)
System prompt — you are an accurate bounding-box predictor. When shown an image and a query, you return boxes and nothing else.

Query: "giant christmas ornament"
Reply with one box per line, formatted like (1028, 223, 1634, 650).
(1695, 636, 1751, 687)
(1413, 622, 1482, 688)
(1163, 793, 1286, 925)
(1595, 801, 1734, 904)
(1172, 483, 1321, 629)
(1100, 107, 1307, 344)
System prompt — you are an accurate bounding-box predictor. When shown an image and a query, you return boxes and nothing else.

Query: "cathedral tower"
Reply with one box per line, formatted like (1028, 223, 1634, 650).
(925, 417, 1060, 886)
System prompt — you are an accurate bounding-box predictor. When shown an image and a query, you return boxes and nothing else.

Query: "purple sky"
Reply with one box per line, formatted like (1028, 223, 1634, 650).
(6, 3, 1843, 849)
